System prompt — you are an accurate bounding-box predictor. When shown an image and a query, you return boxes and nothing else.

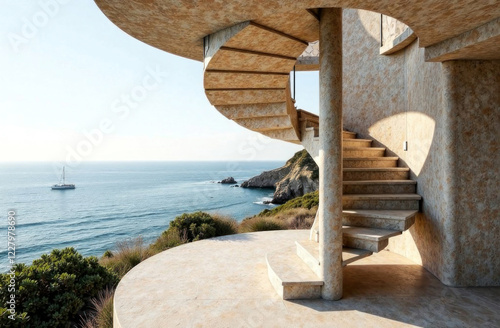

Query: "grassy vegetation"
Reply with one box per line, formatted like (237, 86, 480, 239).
(149, 227, 188, 253)
(99, 237, 153, 279)
(239, 207, 316, 232)
(100, 212, 238, 279)
(271, 207, 316, 229)
(79, 288, 114, 328)
(239, 216, 286, 232)
(258, 191, 319, 217)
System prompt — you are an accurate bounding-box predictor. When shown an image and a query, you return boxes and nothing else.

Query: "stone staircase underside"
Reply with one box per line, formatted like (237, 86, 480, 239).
(203, 18, 320, 144)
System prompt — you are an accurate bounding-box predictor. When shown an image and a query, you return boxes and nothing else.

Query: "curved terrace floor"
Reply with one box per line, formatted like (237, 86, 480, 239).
(114, 230, 500, 327)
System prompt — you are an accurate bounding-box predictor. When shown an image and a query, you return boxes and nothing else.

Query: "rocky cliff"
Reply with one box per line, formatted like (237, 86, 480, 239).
(241, 150, 319, 204)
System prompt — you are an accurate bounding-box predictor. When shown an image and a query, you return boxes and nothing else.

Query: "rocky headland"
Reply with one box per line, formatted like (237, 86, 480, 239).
(241, 150, 319, 204)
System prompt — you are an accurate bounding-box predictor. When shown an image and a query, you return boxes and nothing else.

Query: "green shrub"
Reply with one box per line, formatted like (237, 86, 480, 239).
(0, 308, 29, 327)
(239, 217, 286, 233)
(0, 248, 118, 328)
(168, 212, 237, 242)
(150, 213, 237, 253)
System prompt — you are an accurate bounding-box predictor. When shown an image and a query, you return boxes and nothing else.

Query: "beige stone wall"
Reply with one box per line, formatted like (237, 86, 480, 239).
(442, 60, 500, 286)
(342, 9, 500, 286)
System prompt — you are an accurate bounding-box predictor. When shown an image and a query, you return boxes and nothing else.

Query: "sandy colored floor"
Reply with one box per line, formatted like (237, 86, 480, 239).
(114, 230, 500, 328)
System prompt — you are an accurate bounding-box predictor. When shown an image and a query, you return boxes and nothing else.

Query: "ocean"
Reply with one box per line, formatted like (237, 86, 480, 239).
(0, 161, 281, 272)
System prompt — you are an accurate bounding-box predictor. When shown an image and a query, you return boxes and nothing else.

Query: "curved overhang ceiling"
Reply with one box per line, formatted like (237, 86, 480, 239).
(95, 0, 500, 61)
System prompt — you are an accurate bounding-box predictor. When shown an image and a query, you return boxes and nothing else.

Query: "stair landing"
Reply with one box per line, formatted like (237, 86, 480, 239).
(112, 230, 500, 328)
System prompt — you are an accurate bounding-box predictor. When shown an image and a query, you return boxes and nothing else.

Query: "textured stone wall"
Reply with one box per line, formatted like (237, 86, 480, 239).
(442, 60, 500, 286)
(342, 9, 500, 286)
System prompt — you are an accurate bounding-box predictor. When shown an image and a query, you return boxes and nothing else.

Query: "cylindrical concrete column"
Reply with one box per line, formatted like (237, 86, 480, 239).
(318, 7, 343, 301)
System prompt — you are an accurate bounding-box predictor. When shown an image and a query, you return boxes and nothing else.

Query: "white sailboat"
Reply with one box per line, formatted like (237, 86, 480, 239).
(51, 166, 76, 190)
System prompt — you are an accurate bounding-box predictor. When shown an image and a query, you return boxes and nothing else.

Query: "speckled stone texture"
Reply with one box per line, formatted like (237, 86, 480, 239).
(343, 181, 416, 194)
(113, 231, 500, 328)
(425, 17, 500, 61)
(234, 116, 293, 131)
(442, 60, 500, 286)
(223, 23, 308, 58)
(217, 102, 288, 119)
(381, 14, 408, 47)
(95, 0, 500, 61)
(207, 48, 295, 72)
(342, 9, 500, 286)
(318, 7, 343, 301)
(204, 71, 289, 89)
(206, 89, 286, 106)
(343, 168, 409, 181)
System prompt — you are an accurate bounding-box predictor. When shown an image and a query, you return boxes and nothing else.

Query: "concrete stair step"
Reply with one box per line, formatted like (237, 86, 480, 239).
(343, 180, 416, 194)
(343, 209, 418, 231)
(343, 139, 372, 148)
(234, 115, 292, 132)
(208, 47, 295, 73)
(343, 194, 421, 210)
(342, 226, 402, 252)
(223, 22, 308, 59)
(266, 246, 323, 300)
(344, 147, 385, 157)
(343, 131, 357, 139)
(296, 240, 372, 277)
(205, 88, 287, 106)
(204, 70, 290, 89)
(343, 168, 410, 181)
(304, 128, 358, 141)
(343, 157, 398, 168)
(261, 128, 300, 143)
(295, 240, 321, 277)
(216, 103, 289, 120)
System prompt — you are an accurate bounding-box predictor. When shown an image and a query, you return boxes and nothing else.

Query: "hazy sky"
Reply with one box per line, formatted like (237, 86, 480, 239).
(0, 0, 319, 162)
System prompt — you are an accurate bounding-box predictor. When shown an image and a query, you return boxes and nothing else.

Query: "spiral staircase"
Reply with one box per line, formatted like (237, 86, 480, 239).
(203, 14, 422, 299)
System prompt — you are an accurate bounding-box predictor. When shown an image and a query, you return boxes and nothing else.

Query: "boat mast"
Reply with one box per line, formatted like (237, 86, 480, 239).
(62, 166, 65, 184)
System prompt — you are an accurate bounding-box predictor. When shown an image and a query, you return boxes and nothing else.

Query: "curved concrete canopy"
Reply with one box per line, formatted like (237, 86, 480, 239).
(95, 0, 499, 61)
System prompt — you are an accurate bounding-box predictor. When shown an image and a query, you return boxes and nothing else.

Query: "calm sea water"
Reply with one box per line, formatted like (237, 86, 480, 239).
(0, 161, 281, 272)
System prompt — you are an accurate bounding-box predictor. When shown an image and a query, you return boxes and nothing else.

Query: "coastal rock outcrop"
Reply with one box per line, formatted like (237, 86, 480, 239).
(219, 177, 237, 184)
(240, 166, 290, 188)
(241, 150, 319, 204)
